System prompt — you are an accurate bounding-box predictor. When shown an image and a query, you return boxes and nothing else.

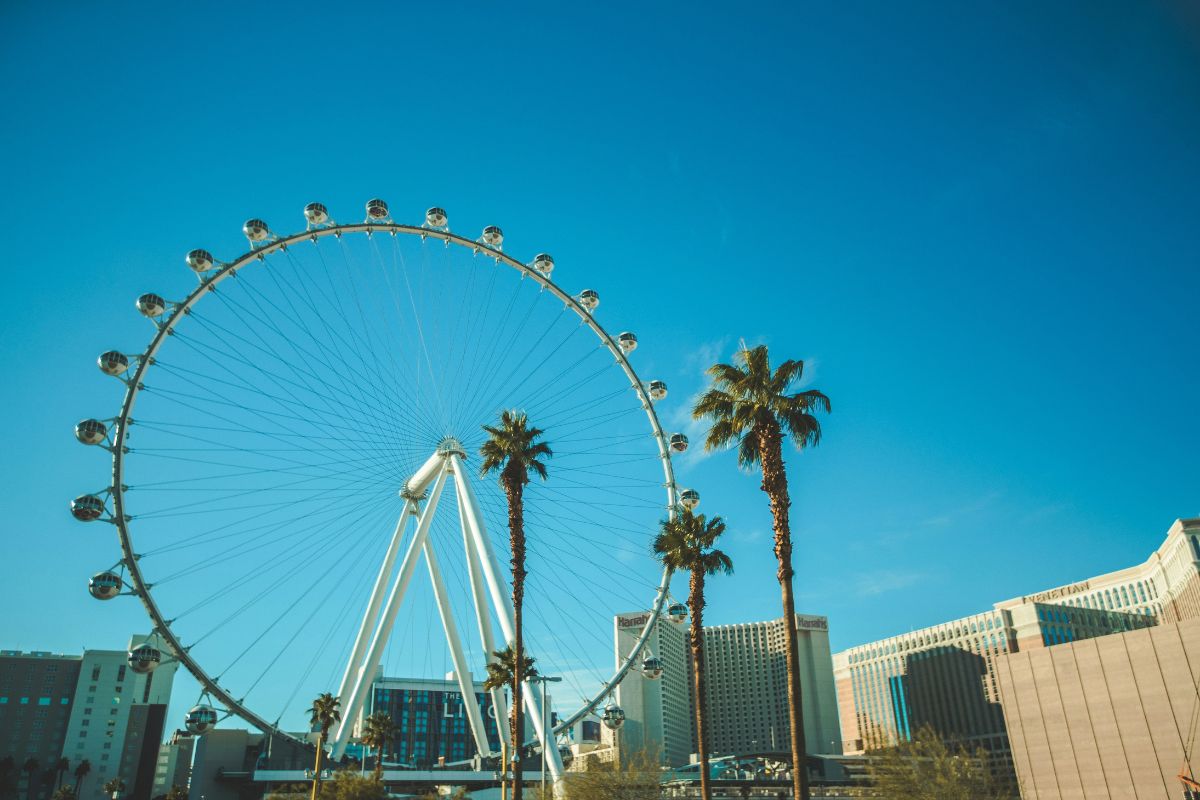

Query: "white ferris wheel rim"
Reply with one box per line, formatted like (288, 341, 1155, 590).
(98, 216, 682, 747)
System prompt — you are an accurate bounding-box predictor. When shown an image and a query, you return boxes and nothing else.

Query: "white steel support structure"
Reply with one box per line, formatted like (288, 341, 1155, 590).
(329, 443, 565, 794)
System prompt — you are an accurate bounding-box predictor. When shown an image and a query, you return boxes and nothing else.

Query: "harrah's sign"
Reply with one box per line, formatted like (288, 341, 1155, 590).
(796, 615, 828, 631)
(619, 614, 651, 629)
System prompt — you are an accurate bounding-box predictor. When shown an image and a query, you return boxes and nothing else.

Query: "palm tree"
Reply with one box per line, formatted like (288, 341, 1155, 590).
(693, 344, 829, 800)
(308, 692, 342, 800)
(480, 409, 551, 800)
(360, 711, 397, 782)
(99, 779, 124, 799)
(20, 759, 38, 800)
(71, 762, 90, 800)
(52, 761, 68, 792)
(652, 506, 733, 800)
(483, 646, 538, 798)
(50, 787, 74, 800)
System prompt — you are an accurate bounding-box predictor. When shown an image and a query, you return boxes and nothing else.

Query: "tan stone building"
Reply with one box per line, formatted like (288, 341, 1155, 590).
(994, 615, 1200, 799)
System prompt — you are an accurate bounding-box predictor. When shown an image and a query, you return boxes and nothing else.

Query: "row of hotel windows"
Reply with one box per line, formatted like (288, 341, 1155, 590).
(848, 616, 1008, 663)
(0, 696, 70, 705)
(1060, 582, 1157, 613)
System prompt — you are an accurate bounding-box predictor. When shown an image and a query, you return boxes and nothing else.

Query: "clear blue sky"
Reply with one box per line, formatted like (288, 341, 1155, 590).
(2, 1, 1198, 733)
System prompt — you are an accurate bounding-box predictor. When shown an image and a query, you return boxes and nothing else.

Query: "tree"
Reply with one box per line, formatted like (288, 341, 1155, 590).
(866, 726, 1014, 800)
(480, 409, 552, 800)
(563, 747, 661, 800)
(652, 507, 733, 800)
(359, 711, 396, 782)
(692, 344, 829, 800)
(71, 762, 90, 800)
(309, 693, 343, 800)
(302, 773, 386, 800)
(163, 786, 187, 800)
(51, 788, 74, 800)
(482, 646, 538, 778)
(21, 759, 38, 800)
(100, 779, 124, 799)
(52, 762, 68, 793)
(0, 757, 18, 800)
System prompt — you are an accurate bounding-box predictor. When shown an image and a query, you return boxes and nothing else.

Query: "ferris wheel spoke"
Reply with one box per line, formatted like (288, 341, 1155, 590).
(145, 494, 391, 583)
(202, 272, 428, 458)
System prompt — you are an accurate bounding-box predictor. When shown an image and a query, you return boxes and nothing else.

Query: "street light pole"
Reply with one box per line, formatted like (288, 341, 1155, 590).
(527, 675, 562, 798)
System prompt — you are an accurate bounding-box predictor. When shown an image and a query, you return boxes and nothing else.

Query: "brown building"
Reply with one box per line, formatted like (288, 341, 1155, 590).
(995, 615, 1200, 799)
(0, 651, 83, 800)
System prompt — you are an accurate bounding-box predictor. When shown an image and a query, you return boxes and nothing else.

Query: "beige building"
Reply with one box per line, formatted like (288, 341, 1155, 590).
(833, 517, 1199, 775)
(613, 610, 693, 766)
(995, 615, 1200, 799)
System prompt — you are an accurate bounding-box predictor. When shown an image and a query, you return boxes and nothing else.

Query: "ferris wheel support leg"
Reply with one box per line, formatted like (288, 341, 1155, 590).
(335, 503, 413, 711)
(455, 486, 509, 746)
(330, 460, 451, 760)
(422, 534, 493, 758)
(449, 455, 564, 789)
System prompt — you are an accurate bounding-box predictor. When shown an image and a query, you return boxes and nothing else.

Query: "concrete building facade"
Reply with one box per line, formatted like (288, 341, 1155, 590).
(833, 518, 1200, 777)
(1, 635, 176, 800)
(995, 614, 1200, 799)
(613, 610, 693, 767)
(150, 730, 194, 798)
(0, 650, 83, 800)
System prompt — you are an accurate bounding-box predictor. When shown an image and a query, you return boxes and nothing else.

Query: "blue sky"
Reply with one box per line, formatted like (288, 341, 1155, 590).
(2, 1, 1198, 731)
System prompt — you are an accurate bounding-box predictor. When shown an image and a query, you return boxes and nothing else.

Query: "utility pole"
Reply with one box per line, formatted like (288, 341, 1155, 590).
(527, 675, 562, 798)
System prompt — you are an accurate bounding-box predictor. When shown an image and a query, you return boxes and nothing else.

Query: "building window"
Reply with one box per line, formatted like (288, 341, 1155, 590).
(38, 697, 50, 706)
(117, 665, 126, 683)
(92, 666, 101, 681)
(60, 697, 70, 705)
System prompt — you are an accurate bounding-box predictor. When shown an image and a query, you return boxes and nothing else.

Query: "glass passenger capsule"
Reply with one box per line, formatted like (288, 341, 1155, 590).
(365, 198, 389, 220)
(648, 380, 667, 401)
(89, 571, 123, 600)
(667, 603, 687, 624)
(679, 488, 700, 510)
(425, 207, 448, 228)
(128, 643, 162, 674)
(71, 495, 106, 522)
(136, 293, 166, 318)
(185, 704, 219, 734)
(532, 253, 554, 275)
(481, 226, 504, 247)
(617, 332, 638, 354)
(601, 703, 626, 730)
(304, 202, 329, 225)
(185, 249, 214, 273)
(579, 289, 600, 312)
(97, 351, 130, 376)
(243, 219, 270, 242)
(669, 433, 689, 453)
(641, 657, 664, 680)
(75, 419, 108, 446)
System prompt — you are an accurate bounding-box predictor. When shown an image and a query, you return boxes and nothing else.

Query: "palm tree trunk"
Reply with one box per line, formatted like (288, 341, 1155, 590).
(688, 571, 712, 800)
(309, 733, 323, 800)
(757, 420, 810, 800)
(372, 749, 383, 783)
(506, 475, 526, 800)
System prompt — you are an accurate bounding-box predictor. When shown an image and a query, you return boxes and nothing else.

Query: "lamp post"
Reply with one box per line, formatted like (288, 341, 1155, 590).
(527, 675, 562, 798)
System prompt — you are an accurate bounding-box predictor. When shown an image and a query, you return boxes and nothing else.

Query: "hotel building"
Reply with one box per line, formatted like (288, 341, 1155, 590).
(365, 676, 505, 767)
(0, 635, 177, 800)
(833, 518, 1200, 764)
(614, 610, 841, 767)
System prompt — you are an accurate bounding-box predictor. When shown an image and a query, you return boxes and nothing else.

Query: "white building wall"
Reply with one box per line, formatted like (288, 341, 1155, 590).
(613, 611, 692, 767)
(61, 635, 177, 800)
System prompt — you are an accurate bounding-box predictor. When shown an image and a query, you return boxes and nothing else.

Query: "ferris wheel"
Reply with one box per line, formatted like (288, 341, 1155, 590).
(69, 200, 700, 781)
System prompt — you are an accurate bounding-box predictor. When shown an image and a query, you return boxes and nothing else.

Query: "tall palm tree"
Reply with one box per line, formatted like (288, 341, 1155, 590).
(308, 692, 342, 800)
(99, 779, 124, 799)
(20, 759, 38, 800)
(53, 761, 69, 792)
(652, 506, 733, 800)
(692, 344, 829, 800)
(71, 762, 90, 800)
(360, 711, 397, 782)
(480, 409, 551, 800)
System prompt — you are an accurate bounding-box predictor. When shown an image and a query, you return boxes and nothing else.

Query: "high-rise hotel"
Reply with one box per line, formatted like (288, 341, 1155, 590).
(833, 518, 1200, 766)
